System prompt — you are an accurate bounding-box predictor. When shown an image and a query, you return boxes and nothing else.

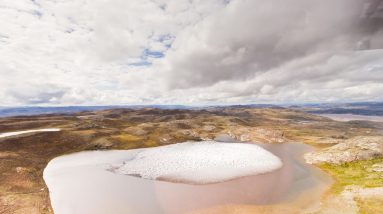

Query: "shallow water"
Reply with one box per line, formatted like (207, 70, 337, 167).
(44, 142, 331, 214)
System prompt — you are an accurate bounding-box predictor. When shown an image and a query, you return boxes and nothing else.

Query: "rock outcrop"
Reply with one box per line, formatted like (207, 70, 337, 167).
(226, 127, 288, 143)
(91, 137, 114, 149)
(305, 136, 383, 164)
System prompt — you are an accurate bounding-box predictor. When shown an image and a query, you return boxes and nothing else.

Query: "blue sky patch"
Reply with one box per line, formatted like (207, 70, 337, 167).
(143, 49, 165, 58)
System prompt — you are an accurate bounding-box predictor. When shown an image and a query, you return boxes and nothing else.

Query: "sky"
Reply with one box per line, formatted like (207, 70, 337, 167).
(0, 0, 382, 106)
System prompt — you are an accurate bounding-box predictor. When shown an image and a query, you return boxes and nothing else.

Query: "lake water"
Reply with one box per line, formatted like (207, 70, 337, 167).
(318, 113, 383, 122)
(44, 142, 331, 214)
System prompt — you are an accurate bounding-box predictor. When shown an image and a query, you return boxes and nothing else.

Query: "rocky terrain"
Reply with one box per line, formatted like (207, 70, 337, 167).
(304, 136, 383, 164)
(304, 134, 383, 213)
(0, 107, 382, 213)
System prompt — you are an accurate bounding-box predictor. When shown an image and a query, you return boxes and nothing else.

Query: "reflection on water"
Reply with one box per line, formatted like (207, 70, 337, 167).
(45, 142, 331, 214)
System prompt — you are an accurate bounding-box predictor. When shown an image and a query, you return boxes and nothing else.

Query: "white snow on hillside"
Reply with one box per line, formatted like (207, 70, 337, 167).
(0, 128, 61, 138)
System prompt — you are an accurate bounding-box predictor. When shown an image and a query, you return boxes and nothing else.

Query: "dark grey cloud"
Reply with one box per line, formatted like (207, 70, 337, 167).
(163, 0, 383, 89)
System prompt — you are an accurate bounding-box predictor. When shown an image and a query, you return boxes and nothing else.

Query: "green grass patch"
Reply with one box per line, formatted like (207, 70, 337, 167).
(319, 157, 383, 194)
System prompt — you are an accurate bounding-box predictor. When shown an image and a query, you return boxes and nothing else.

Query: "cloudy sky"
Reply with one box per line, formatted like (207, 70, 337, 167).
(0, 0, 382, 106)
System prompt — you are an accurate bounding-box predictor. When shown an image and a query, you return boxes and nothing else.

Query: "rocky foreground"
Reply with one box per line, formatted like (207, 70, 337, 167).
(304, 135, 383, 214)
(304, 136, 383, 165)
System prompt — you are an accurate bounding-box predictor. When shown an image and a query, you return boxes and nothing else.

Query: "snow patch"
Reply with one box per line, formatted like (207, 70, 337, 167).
(0, 128, 61, 138)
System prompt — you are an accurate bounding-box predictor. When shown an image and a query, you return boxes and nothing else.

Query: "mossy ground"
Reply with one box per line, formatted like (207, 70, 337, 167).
(319, 158, 383, 194)
(318, 158, 383, 214)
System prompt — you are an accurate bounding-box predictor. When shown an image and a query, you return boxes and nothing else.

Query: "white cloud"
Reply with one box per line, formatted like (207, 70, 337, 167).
(0, 0, 382, 105)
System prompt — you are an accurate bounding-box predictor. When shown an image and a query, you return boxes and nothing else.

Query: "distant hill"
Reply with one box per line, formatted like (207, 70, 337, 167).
(0, 106, 113, 117)
(1, 102, 382, 117)
(0, 105, 192, 117)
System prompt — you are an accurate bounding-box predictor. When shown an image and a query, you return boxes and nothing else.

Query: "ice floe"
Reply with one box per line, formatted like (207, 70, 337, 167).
(111, 141, 282, 184)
